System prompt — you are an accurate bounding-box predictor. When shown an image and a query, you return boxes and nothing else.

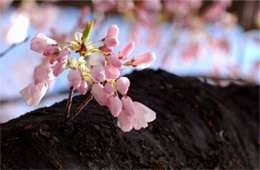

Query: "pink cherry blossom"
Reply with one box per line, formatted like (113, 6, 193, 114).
(103, 37, 119, 47)
(117, 110, 134, 132)
(104, 82, 115, 95)
(99, 45, 113, 52)
(90, 65, 106, 82)
(53, 62, 67, 77)
(20, 82, 48, 106)
(108, 95, 122, 117)
(52, 48, 70, 76)
(106, 24, 119, 38)
(78, 81, 88, 95)
(103, 24, 119, 47)
(118, 41, 135, 60)
(91, 84, 108, 106)
(57, 48, 70, 63)
(116, 77, 130, 95)
(67, 69, 82, 89)
(106, 54, 122, 68)
(33, 64, 54, 85)
(105, 65, 120, 80)
(30, 33, 56, 53)
(131, 52, 156, 68)
(67, 70, 88, 95)
(132, 102, 156, 130)
(121, 96, 135, 117)
(44, 44, 59, 58)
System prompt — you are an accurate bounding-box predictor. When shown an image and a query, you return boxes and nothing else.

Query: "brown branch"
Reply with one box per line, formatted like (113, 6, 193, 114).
(66, 94, 93, 122)
(64, 87, 75, 120)
(0, 37, 29, 57)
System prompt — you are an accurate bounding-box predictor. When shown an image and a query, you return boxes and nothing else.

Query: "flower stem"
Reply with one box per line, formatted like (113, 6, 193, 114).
(66, 94, 93, 122)
(65, 87, 75, 120)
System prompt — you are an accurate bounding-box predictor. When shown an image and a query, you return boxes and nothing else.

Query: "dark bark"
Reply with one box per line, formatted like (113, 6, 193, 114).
(1, 69, 259, 169)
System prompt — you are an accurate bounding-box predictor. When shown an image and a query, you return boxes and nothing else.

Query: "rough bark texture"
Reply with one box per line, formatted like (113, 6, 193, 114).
(1, 69, 259, 169)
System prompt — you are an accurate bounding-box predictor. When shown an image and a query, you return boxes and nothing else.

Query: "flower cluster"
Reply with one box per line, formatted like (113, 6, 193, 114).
(20, 20, 156, 132)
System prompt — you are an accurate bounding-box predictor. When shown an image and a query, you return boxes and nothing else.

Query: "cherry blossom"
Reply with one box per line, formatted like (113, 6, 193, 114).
(20, 82, 48, 106)
(21, 21, 156, 132)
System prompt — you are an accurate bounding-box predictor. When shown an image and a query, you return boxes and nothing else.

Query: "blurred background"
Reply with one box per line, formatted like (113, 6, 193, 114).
(0, 0, 259, 123)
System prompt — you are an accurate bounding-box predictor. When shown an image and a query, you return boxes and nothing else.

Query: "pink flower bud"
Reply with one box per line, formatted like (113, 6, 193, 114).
(106, 54, 122, 68)
(90, 65, 106, 82)
(30, 33, 56, 53)
(121, 96, 135, 117)
(117, 110, 134, 132)
(67, 69, 82, 89)
(99, 45, 113, 53)
(33, 64, 54, 85)
(53, 62, 66, 77)
(108, 95, 122, 117)
(91, 83, 108, 106)
(116, 77, 130, 95)
(119, 41, 135, 60)
(78, 81, 88, 95)
(105, 65, 120, 80)
(67, 70, 88, 95)
(43, 44, 58, 57)
(57, 48, 70, 63)
(131, 52, 155, 68)
(103, 37, 119, 47)
(20, 82, 48, 106)
(132, 102, 156, 130)
(106, 24, 119, 38)
(104, 82, 114, 96)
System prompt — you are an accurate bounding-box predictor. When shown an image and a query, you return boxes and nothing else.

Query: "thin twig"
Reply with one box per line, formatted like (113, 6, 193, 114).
(0, 37, 29, 57)
(66, 94, 93, 122)
(64, 87, 75, 120)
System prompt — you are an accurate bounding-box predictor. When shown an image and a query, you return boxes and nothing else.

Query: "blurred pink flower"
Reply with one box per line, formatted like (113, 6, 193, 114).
(20, 82, 48, 106)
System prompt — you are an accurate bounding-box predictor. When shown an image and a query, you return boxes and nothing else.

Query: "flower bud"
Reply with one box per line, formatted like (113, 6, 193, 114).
(33, 64, 54, 85)
(131, 52, 155, 68)
(106, 24, 119, 38)
(108, 95, 122, 117)
(119, 41, 135, 60)
(30, 33, 56, 53)
(116, 77, 130, 95)
(20, 82, 48, 106)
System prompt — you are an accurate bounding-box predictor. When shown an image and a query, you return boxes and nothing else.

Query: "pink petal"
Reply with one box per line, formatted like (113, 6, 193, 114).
(30, 33, 56, 53)
(105, 65, 120, 80)
(78, 81, 88, 95)
(118, 41, 135, 60)
(99, 45, 113, 53)
(116, 77, 130, 95)
(53, 62, 66, 76)
(90, 65, 106, 83)
(117, 110, 133, 132)
(131, 52, 155, 68)
(104, 82, 115, 96)
(33, 64, 54, 85)
(103, 37, 119, 47)
(91, 83, 108, 106)
(106, 54, 122, 68)
(132, 101, 156, 130)
(67, 69, 82, 89)
(108, 95, 122, 117)
(106, 24, 119, 38)
(57, 48, 70, 63)
(121, 96, 135, 117)
(43, 44, 58, 57)
(20, 82, 48, 106)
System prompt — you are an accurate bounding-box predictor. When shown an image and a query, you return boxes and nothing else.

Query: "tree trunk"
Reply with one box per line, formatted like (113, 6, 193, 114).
(1, 69, 259, 169)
